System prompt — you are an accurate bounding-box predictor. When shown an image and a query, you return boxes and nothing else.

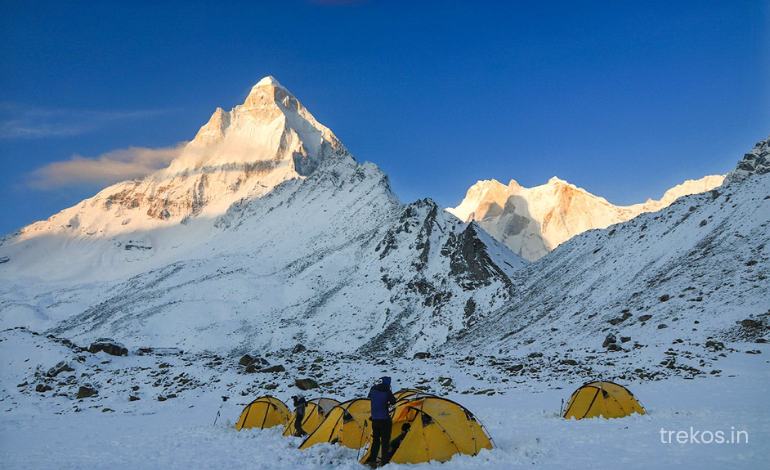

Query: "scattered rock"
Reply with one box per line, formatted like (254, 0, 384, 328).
(295, 378, 319, 390)
(606, 343, 622, 352)
(76, 385, 98, 399)
(292, 344, 307, 354)
(129, 395, 140, 401)
(259, 365, 286, 373)
(413, 352, 431, 359)
(620, 336, 631, 343)
(157, 395, 167, 402)
(659, 294, 671, 302)
(638, 314, 653, 322)
(527, 352, 543, 358)
(657, 324, 668, 329)
(602, 334, 617, 348)
(608, 311, 633, 325)
(560, 359, 578, 366)
(35, 383, 53, 393)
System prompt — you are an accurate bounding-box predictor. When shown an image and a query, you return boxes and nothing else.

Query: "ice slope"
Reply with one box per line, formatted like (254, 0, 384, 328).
(457, 138, 770, 358)
(448, 174, 724, 261)
(0, 78, 525, 356)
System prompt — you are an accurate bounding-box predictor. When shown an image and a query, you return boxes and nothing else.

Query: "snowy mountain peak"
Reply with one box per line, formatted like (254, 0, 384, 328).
(254, 75, 283, 88)
(12, 76, 351, 243)
(547, 176, 567, 185)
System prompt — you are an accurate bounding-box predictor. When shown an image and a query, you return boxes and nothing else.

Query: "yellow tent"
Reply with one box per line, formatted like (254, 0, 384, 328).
(394, 388, 425, 401)
(283, 397, 340, 437)
(298, 398, 371, 450)
(563, 381, 646, 420)
(235, 395, 291, 430)
(360, 396, 493, 465)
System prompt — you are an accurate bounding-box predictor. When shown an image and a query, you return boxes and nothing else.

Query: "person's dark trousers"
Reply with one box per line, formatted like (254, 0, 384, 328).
(369, 418, 392, 465)
(294, 411, 305, 436)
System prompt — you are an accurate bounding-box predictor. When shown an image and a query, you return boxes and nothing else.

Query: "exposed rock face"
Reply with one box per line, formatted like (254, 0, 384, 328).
(726, 137, 770, 183)
(448, 174, 725, 261)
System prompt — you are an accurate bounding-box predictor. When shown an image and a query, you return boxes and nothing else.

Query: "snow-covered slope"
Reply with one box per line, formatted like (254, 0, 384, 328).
(449, 174, 724, 261)
(0, 78, 525, 355)
(456, 137, 770, 359)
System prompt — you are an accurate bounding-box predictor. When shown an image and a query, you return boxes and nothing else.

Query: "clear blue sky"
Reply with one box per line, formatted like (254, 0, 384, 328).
(1, 0, 768, 235)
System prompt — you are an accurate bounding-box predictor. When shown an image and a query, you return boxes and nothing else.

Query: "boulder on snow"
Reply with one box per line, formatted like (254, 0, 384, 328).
(294, 378, 319, 390)
(238, 354, 255, 366)
(76, 385, 98, 399)
(705, 339, 725, 351)
(602, 334, 617, 348)
(88, 338, 128, 356)
(46, 361, 74, 377)
(292, 344, 307, 354)
(413, 352, 431, 359)
(638, 314, 653, 322)
(740, 318, 765, 330)
(239, 354, 268, 368)
(35, 383, 53, 393)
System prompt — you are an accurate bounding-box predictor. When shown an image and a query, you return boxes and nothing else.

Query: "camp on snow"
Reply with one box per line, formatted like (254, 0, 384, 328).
(235, 395, 291, 430)
(298, 398, 373, 450)
(563, 381, 646, 420)
(282, 397, 340, 437)
(359, 395, 494, 464)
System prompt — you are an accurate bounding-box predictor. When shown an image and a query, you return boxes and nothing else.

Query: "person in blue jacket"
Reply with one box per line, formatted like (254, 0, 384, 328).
(365, 376, 397, 467)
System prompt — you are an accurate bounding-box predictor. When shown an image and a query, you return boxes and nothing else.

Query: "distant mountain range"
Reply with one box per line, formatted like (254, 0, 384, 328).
(449, 174, 724, 261)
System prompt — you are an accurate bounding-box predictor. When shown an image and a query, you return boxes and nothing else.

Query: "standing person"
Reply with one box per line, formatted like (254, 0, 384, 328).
(365, 376, 396, 467)
(292, 395, 307, 437)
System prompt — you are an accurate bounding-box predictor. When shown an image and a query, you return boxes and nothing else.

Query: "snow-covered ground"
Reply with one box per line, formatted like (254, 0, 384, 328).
(1, 329, 767, 469)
